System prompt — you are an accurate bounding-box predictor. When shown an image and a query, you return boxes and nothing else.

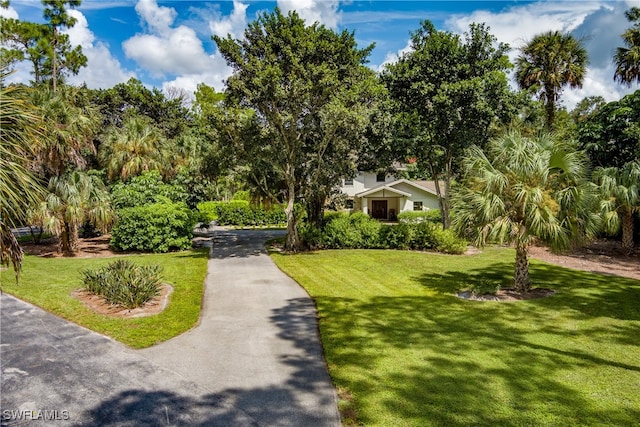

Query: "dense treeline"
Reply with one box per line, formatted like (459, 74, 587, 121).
(1, 1, 638, 290)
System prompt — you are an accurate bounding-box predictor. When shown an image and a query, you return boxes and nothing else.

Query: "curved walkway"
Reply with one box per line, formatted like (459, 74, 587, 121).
(0, 229, 340, 426)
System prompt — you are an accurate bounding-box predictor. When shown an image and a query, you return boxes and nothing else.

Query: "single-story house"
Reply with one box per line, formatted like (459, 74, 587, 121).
(340, 172, 442, 220)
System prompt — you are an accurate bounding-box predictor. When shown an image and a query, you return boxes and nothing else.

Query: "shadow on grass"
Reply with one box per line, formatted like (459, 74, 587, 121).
(315, 291, 640, 425)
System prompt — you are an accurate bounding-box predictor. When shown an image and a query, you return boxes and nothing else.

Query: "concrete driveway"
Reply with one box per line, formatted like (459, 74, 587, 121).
(0, 229, 340, 426)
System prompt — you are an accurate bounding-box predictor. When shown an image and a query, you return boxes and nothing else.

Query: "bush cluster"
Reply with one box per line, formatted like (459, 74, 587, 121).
(304, 212, 467, 254)
(397, 210, 442, 224)
(81, 259, 162, 309)
(196, 200, 250, 223)
(215, 203, 286, 226)
(110, 201, 197, 252)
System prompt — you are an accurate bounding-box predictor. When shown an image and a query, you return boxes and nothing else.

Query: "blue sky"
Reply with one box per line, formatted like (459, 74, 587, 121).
(2, 0, 637, 108)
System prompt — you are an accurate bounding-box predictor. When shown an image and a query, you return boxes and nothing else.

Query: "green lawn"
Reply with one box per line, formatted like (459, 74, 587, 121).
(271, 247, 640, 426)
(1, 249, 208, 348)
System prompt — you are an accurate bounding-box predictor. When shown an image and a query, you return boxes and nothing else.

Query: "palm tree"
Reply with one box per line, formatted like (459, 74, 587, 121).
(614, 7, 640, 86)
(452, 130, 598, 293)
(99, 116, 168, 182)
(594, 161, 640, 254)
(38, 171, 114, 254)
(0, 77, 45, 279)
(31, 85, 100, 177)
(516, 31, 588, 130)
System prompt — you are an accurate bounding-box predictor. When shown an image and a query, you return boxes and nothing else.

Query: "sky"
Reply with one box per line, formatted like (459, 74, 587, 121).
(2, 0, 638, 109)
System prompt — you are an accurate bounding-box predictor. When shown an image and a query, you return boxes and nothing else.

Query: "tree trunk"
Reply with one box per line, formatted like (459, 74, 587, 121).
(544, 86, 555, 131)
(514, 244, 531, 293)
(69, 221, 79, 253)
(621, 211, 635, 255)
(284, 180, 299, 252)
(52, 25, 58, 92)
(306, 194, 325, 229)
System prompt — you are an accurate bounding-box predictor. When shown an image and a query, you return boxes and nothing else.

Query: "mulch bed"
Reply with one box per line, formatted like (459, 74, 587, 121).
(71, 284, 173, 318)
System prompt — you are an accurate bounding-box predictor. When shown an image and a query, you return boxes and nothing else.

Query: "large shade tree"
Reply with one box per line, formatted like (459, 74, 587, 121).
(215, 9, 384, 250)
(383, 20, 514, 228)
(614, 7, 640, 86)
(0, 77, 45, 279)
(452, 131, 598, 293)
(42, 0, 82, 92)
(516, 31, 588, 130)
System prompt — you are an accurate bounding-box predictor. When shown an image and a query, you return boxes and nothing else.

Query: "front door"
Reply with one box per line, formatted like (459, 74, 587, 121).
(372, 200, 388, 219)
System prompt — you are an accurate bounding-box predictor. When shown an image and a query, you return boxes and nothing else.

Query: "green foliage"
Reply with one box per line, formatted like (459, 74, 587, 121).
(432, 227, 468, 254)
(214, 203, 285, 226)
(81, 259, 162, 309)
(316, 213, 467, 253)
(231, 190, 250, 201)
(379, 223, 412, 250)
(469, 279, 502, 296)
(397, 210, 442, 224)
(110, 201, 196, 253)
(383, 20, 515, 227)
(516, 31, 588, 129)
(614, 7, 640, 86)
(577, 90, 640, 168)
(215, 9, 386, 250)
(196, 200, 249, 222)
(110, 170, 185, 209)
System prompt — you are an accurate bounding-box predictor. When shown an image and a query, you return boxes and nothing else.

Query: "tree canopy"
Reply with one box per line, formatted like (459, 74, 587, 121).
(383, 20, 514, 228)
(215, 8, 384, 249)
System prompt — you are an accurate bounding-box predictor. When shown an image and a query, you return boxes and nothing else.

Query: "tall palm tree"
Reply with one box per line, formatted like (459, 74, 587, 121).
(516, 31, 588, 130)
(0, 77, 45, 279)
(452, 130, 598, 293)
(99, 116, 168, 182)
(37, 171, 114, 254)
(614, 7, 640, 86)
(31, 85, 100, 178)
(594, 161, 640, 254)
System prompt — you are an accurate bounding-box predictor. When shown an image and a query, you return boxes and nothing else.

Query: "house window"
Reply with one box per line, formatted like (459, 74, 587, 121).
(344, 178, 353, 186)
(376, 173, 386, 182)
(345, 199, 354, 209)
(413, 201, 423, 211)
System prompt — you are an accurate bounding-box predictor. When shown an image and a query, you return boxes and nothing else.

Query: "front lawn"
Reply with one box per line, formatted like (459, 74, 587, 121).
(271, 247, 640, 426)
(1, 249, 208, 348)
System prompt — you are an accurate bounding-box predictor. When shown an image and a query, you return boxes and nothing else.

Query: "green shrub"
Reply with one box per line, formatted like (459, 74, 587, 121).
(110, 201, 197, 253)
(300, 223, 323, 250)
(196, 200, 250, 223)
(215, 203, 285, 226)
(433, 228, 468, 254)
(398, 209, 442, 224)
(410, 221, 439, 250)
(111, 170, 185, 209)
(81, 260, 162, 309)
(322, 213, 382, 249)
(380, 223, 413, 250)
(469, 279, 502, 296)
(231, 190, 250, 201)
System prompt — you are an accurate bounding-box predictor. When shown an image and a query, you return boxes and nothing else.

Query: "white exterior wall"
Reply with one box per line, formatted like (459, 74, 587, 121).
(340, 172, 395, 197)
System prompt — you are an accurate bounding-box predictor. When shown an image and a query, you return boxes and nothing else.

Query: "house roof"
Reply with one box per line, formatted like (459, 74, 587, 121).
(355, 179, 440, 198)
(356, 185, 411, 198)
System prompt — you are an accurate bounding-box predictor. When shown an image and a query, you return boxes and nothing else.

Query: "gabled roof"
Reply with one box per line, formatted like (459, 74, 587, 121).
(356, 185, 411, 198)
(355, 179, 440, 198)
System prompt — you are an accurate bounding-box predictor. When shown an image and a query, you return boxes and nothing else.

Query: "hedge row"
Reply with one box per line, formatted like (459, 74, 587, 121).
(196, 200, 250, 222)
(214, 203, 286, 226)
(302, 212, 467, 254)
(111, 201, 197, 253)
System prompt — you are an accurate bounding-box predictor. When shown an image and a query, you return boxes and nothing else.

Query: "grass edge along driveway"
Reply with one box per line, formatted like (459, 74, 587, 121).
(271, 247, 640, 426)
(1, 249, 209, 349)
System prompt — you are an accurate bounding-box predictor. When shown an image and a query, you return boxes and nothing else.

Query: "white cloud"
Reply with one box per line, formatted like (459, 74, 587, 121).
(443, 0, 635, 109)
(63, 10, 135, 88)
(123, 0, 234, 96)
(373, 40, 412, 73)
(277, 0, 342, 29)
(209, 0, 248, 39)
(0, 4, 18, 19)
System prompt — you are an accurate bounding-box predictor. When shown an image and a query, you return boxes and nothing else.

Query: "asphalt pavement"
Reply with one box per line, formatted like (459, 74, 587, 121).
(0, 228, 340, 426)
